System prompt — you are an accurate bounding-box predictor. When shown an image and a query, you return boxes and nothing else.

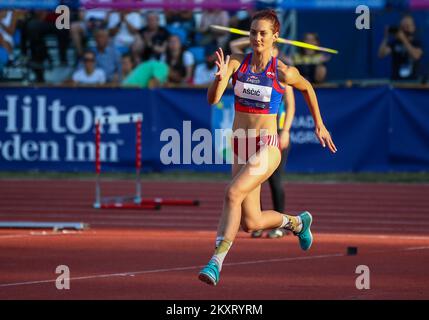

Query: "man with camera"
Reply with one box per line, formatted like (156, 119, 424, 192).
(378, 14, 423, 81)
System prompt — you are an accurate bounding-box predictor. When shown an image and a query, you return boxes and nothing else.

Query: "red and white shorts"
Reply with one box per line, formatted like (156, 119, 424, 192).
(232, 134, 280, 162)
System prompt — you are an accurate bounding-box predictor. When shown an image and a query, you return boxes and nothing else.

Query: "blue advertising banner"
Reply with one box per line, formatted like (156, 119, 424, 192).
(288, 86, 391, 172)
(152, 88, 213, 172)
(211, 94, 234, 168)
(0, 86, 428, 173)
(0, 87, 156, 172)
(389, 88, 429, 171)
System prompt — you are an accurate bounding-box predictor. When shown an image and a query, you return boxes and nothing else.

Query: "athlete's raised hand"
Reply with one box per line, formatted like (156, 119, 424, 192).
(315, 124, 337, 153)
(214, 47, 230, 81)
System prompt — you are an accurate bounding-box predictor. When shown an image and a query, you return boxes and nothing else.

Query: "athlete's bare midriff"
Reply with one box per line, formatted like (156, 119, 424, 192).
(232, 111, 278, 136)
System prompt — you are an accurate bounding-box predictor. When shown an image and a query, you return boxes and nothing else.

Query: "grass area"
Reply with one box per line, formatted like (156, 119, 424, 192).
(1, 171, 429, 183)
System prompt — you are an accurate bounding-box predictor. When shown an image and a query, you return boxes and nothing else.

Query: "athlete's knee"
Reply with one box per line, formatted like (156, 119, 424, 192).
(241, 218, 263, 233)
(224, 184, 245, 207)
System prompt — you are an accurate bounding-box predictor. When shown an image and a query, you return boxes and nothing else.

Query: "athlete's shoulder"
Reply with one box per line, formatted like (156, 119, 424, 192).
(277, 60, 299, 83)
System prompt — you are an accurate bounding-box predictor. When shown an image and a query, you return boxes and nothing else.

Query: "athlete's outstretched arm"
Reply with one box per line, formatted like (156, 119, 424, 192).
(207, 48, 242, 105)
(279, 63, 337, 153)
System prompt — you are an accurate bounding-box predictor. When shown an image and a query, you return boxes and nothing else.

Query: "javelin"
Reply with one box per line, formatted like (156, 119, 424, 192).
(210, 25, 339, 54)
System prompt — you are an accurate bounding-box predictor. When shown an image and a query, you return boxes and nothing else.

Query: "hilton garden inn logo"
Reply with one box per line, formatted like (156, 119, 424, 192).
(0, 95, 121, 162)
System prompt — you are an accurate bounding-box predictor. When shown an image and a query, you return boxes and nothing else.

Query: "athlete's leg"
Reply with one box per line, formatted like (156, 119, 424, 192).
(268, 158, 285, 213)
(201, 146, 298, 281)
(266, 144, 290, 238)
(199, 144, 311, 285)
(238, 145, 312, 252)
(240, 147, 301, 234)
(219, 145, 283, 237)
(199, 156, 245, 286)
(199, 146, 281, 285)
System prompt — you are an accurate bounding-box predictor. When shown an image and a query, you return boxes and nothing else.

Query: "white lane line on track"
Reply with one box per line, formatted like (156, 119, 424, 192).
(3, 229, 427, 241)
(86, 221, 429, 232)
(0, 253, 344, 288)
(2, 246, 429, 289)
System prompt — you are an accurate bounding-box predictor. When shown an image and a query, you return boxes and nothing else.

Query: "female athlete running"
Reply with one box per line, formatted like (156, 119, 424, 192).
(199, 9, 337, 286)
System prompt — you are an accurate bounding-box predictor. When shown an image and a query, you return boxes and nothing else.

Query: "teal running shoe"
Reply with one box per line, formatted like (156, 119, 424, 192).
(198, 261, 220, 286)
(294, 211, 313, 251)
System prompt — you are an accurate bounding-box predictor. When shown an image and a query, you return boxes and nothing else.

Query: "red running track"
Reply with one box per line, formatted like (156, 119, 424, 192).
(0, 179, 428, 299)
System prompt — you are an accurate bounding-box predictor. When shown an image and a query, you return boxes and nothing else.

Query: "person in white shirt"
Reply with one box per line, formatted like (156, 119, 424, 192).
(72, 51, 106, 85)
(108, 10, 142, 52)
(193, 44, 218, 85)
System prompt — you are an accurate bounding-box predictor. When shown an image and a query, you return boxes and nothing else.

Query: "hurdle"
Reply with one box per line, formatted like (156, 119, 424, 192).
(93, 113, 199, 209)
(93, 113, 158, 210)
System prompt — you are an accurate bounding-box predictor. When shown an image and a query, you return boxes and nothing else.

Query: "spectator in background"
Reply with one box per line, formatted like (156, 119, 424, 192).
(193, 44, 218, 86)
(70, 8, 109, 59)
(122, 59, 169, 89)
(18, 9, 71, 74)
(0, 10, 18, 57)
(19, 11, 44, 82)
(164, 10, 195, 46)
(165, 10, 194, 30)
(161, 34, 194, 84)
(46, 10, 71, 65)
(229, 9, 253, 39)
(198, 9, 229, 48)
(378, 14, 423, 81)
(108, 10, 142, 54)
(226, 9, 255, 55)
(136, 11, 170, 61)
(291, 33, 329, 84)
(93, 28, 121, 83)
(120, 53, 135, 80)
(72, 50, 106, 85)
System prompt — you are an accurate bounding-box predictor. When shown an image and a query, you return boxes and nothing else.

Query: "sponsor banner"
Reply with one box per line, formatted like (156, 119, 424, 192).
(389, 88, 429, 171)
(0, 87, 156, 172)
(211, 95, 234, 169)
(1, 86, 428, 173)
(287, 86, 391, 172)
